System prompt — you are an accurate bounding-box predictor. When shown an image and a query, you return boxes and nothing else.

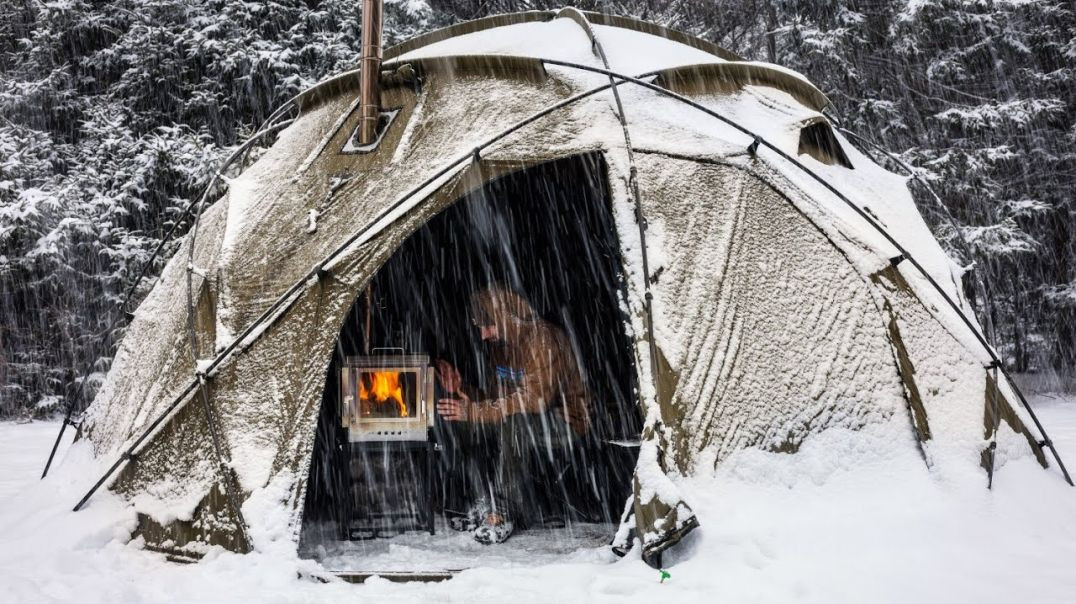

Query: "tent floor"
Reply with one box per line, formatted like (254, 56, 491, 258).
(300, 519, 618, 575)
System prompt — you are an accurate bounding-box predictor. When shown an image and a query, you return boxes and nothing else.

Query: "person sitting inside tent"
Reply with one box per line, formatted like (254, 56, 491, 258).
(435, 284, 590, 544)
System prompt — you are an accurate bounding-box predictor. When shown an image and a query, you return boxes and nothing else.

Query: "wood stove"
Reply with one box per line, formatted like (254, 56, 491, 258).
(338, 351, 437, 538)
(339, 353, 435, 442)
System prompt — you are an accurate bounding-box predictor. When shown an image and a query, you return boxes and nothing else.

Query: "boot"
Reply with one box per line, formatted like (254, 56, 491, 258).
(473, 511, 514, 544)
(447, 497, 491, 532)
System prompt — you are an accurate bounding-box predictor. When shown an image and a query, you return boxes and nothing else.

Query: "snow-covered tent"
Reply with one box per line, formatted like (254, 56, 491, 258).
(76, 9, 1058, 566)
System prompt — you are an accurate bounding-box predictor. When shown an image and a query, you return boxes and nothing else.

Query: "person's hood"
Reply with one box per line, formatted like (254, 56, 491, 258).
(470, 285, 538, 342)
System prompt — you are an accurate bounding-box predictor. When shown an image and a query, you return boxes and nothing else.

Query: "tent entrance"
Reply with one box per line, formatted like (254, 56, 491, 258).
(298, 153, 642, 571)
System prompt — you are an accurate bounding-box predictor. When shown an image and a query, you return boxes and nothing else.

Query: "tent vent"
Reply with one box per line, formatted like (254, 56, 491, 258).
(798, 121, 853, 169)
(342, 108, 400, 154)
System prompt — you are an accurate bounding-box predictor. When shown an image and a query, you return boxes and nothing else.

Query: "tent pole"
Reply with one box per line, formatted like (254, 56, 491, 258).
(833, 126, 1065, 484)
(834, 126, 998, 348)
(73, 381, 198, 511)
(572, 11, 699, 567)
(573, 11, 661, 402)
(364, 285, 372, 355)
(42, 370, 91, 479)
(41, 412, 71, 479)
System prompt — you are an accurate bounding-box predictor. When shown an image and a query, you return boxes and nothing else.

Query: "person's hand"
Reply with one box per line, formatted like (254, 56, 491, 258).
(436, 393, 471, 422)
(437, 390, 472, 421)
(435, 359, 462, 394)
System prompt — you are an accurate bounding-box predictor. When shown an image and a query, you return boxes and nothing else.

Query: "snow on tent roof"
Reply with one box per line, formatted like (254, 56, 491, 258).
(383, 10, 743, 64)
(66, 8, 1064, 573)
(393, 17, 719, 75)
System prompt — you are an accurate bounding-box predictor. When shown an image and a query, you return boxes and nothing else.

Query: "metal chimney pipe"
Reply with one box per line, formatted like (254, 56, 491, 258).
(359, 0, 384, 145)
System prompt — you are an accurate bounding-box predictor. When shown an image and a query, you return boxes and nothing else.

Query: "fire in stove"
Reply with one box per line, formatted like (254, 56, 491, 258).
(341, 354, 433, 442)
(359, 371, 410, 418)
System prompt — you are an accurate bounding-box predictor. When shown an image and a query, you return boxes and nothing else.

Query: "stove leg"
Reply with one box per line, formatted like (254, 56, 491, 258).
(426, 441, 435, 535)
(338, 439, 351, 541)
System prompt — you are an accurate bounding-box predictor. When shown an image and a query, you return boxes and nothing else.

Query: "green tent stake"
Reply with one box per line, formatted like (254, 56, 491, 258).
(659, 569, 671, 583)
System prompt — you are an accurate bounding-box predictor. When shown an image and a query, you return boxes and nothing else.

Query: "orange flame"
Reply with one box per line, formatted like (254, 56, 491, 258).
(359, 371, 408, 417)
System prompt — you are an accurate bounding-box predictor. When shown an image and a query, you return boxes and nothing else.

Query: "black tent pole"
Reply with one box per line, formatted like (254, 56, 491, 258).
(41, 368, 91, 478)
(41, 409, 72, 479)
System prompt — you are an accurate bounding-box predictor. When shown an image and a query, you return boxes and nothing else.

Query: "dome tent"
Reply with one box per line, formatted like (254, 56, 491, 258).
(71, 8, 1068, 571)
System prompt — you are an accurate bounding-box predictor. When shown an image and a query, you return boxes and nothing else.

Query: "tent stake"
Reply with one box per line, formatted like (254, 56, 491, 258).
(987, 363, 1001, 489)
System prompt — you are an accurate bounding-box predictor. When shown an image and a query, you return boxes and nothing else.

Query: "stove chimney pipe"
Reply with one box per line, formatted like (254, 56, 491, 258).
(359, 0, 384, 145)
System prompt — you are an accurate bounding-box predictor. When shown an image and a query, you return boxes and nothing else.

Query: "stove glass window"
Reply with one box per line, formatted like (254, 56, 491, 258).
(355, 370, 418, 419)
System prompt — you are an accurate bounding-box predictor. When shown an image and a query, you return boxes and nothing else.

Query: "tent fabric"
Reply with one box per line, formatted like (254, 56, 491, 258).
(79, 11, 1047, 560)
(633, 153, 907, 469)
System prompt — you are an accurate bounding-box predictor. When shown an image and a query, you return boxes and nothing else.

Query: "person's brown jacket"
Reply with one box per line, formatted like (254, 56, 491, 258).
(464, 286, 590, 436)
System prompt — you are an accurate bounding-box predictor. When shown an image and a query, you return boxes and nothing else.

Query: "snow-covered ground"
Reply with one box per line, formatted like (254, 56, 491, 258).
(2, 393, 1075, 603)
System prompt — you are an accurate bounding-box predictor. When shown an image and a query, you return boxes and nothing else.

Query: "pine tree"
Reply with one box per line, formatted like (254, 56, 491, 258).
(2, 0, 1074, 417)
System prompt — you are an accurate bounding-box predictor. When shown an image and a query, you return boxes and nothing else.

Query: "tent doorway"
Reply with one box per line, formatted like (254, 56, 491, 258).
(299, 153, 642, 571)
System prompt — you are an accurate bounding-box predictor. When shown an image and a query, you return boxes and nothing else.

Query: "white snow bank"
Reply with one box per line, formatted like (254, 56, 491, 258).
(4, 393, 1075, 603)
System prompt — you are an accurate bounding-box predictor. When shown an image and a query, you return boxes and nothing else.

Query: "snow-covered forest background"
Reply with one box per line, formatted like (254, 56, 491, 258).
(1, 0, 1074, 417)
